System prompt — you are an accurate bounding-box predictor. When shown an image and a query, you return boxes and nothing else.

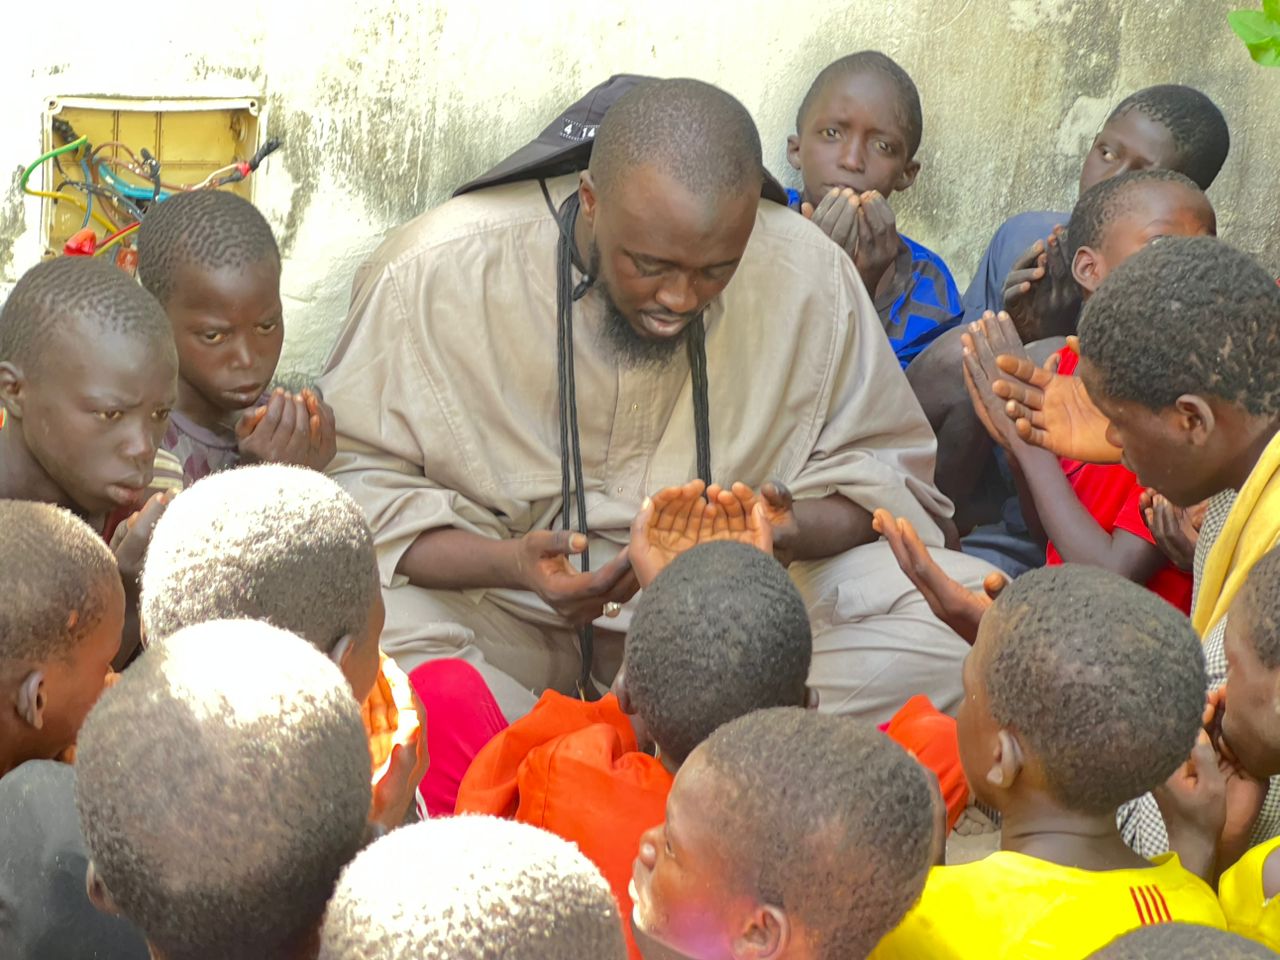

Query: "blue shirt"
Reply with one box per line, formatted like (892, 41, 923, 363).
(786, 188, 962, 369)
(960, 210, 1066, 324)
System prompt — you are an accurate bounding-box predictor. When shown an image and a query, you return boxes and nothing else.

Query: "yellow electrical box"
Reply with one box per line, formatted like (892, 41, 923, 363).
(39, 96, 263, 256)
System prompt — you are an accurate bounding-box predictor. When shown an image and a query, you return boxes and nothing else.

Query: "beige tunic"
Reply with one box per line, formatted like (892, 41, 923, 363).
(320, 175, 991, 721)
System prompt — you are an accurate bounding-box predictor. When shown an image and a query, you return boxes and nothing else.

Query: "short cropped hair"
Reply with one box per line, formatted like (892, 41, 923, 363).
(318, 816, 626, 960)
(141, 464, 379, 653)
(1240, 546, 1280, 670)
(1090, 923, 1277, 959)
(1109, 85, 1230, 190)
(590, 78, 762, 199)
(0, 257, 174, 376)
(700, 708, 934, 960)
(75, 620, 371, 960)
(625, 541, 811, 764)
(1067, 169, 1209, 259)
(1079, 237, 1280, 415)
(0, 500, 119, 663)
(979, 565, 1206, 813)
(796, 50, 923, 157)
(137, 189, 280, 305)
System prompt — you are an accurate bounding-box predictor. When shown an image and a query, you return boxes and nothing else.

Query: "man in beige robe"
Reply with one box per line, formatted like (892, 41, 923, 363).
(319, 79, 995, 722)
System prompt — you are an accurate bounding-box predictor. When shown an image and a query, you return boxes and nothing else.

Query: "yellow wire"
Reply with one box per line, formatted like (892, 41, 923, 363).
(24, 187, 118, 234)
(94, 222, 139, 257)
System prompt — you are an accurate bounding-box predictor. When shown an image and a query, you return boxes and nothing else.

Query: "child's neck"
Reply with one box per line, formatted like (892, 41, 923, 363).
(0, 423, 102, 528)
(998, 793, 1150, 871)
(1220, 415, 1280, 494)
(176, 377, 240, 434)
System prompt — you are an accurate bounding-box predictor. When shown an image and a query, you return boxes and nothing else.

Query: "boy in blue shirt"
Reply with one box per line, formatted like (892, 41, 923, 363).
(787, 51, 961, 368)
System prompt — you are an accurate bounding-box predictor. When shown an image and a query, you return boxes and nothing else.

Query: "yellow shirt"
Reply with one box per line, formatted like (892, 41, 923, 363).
(871, 851, 1226, 960)
(1219, 835, 1280, 950)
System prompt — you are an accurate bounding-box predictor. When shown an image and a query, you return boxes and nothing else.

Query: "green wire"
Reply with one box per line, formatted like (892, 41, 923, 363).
(20, 134, 89, 192)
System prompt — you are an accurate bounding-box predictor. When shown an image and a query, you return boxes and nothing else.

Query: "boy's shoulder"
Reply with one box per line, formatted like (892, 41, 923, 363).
(1219, 834, 1280, 947)
(871, 852, 1225, 960)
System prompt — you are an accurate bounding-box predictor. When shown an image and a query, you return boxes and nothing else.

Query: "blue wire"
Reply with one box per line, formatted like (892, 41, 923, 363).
(78, 157, 93, 229)
(96, 161, 172, 202)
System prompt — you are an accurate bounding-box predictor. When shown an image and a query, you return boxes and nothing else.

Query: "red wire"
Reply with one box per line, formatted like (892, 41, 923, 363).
(102, 222, 139, 245)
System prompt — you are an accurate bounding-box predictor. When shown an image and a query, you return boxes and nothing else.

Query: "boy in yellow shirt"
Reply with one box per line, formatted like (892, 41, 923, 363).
(872, 564, 1225, 960)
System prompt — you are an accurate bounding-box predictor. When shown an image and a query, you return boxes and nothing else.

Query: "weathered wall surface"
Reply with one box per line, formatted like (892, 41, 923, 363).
(3, 0, 1277, 375)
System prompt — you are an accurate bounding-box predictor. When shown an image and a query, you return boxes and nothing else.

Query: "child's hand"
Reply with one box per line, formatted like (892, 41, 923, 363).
(369, 720, 430, 830)
(301, 388, 338, 471)
(989, 338, 1123, 464)
(110, 491, 172, 584)
(873, 508, 1007, 645)
(1141, 492, 1205, 572)
(801, 188, 861, 260)
(852, 191, 901, 298)
(236, 389, 315, 468)
(1002, 226, 1081, 342)
(961, 313, 1028, 453)
(1155, 732, 1226, 882)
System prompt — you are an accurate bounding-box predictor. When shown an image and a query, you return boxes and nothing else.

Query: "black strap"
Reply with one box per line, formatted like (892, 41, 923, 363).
(539, 179, 712, 695)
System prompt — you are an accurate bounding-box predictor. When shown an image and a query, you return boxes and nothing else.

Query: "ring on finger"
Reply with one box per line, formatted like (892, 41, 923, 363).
(604, 602, 623, 618)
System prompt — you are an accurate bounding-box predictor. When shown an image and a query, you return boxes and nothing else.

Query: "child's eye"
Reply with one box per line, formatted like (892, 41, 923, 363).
(820, 127, 840, 140)
(257, 320, 280, 334)
(200, 331, 227, 345)
(1099, 146, 1117, 162)
(153, 408, 173, 422)
(875, 139, 894, 154)
(96, 410, 124, 422)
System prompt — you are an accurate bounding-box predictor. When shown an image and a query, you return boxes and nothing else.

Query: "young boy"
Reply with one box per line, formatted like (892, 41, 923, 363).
(1091, 925, 1278, 959)
(136, 189, 336, 485)
(455, 539, 812, 959)
(139, 463, 435, 824)
(75, 620, 373, 960)
(0, 256, 178, 664)
(0, 500, 123, 779)
(318, 816, 627, 960)
(631, 707, 936, 960)
(870, 565, 1224, 959)
(788, 50, 961, 368)
(963, 170, 1217, 612)
(908, 85, 1229, 569)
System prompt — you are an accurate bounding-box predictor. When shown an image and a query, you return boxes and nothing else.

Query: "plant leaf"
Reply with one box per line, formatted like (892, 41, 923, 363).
(1264, 0, 1280, 23)
(1230, 8, 1280, 42)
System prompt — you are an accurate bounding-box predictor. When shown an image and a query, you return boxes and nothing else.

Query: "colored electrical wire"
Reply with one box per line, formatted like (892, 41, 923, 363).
(56, 178, 141, 224)
(20, 135, 118, 233)
(95, 222, 139, 257)
(77, 158, 94, 228)
(96, 160, 173, 201)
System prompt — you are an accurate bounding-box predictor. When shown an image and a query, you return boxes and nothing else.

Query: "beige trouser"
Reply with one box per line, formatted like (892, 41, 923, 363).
(382, 540, 997, 725)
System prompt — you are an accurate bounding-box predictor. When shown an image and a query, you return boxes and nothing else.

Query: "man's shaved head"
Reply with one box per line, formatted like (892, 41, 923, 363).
(589, 78, 763, 200)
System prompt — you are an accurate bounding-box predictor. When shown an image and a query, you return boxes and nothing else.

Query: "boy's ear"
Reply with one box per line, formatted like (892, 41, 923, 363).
(16, 671, 47, 730)
(894, 158, 921, 192)
(1072, 246, 1104, 294)
(86, 861, 122, 918)
(733, 903, 788, 960)
(786, 134, 802, 172)
(0, 361, 28, 418)
(985, 728, 1024, 791)
(1173, 394, 1216, 446)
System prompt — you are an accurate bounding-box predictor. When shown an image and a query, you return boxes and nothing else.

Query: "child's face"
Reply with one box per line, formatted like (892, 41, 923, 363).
(1078, 358, 1213, 508)
(1079, 108, 1181, 195)
(13, 321, 177, 515)
(1075, 183, 1216, 295)
(33, 578, 125, 758)
(788, 71, 920, 206)
(1221, 595, 1280, 780)
(167, 257, 283, 416)
(631, 752, 752, 959)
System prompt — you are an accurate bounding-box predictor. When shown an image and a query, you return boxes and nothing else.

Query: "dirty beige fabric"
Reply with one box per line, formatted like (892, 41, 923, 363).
(320, 175, 989, 721)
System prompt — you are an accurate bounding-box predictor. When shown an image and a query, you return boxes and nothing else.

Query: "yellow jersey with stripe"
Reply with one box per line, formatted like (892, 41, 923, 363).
(1219, 835, 1280, 951)
(870, 851, 1226, 959)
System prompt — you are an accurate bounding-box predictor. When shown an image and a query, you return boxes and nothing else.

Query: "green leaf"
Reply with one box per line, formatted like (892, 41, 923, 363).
(1265, 0, 1280, 23)
(1256, 44, 1280, 65)
(1230, 8, 1280, 42)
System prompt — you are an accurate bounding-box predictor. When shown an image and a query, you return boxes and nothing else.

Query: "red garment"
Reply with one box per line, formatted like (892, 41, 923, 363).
(1044, 349, 1192, 613)
(882, 696, 969, 831)
(408, 659, 509, 818)
(455, 691, 672, 960)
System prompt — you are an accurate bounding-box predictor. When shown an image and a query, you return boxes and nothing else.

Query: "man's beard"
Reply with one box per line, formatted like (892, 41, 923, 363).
(588, 242, 695, 369)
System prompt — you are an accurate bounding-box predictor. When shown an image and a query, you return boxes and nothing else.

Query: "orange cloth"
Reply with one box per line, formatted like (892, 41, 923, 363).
(883, 695, 970, 831)
(456, 691, 673, 960)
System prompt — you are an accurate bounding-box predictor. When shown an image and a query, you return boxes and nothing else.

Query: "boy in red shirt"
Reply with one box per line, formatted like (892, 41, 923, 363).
(456, 539, 812, 959)
(964, 169, 1216, 611)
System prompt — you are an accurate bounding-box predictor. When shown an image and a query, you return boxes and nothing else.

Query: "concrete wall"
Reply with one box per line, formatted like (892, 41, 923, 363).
(3, 0, 1277, 376)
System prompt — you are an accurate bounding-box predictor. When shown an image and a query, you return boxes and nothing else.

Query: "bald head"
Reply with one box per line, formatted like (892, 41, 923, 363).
(589, 78, 763, 201)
